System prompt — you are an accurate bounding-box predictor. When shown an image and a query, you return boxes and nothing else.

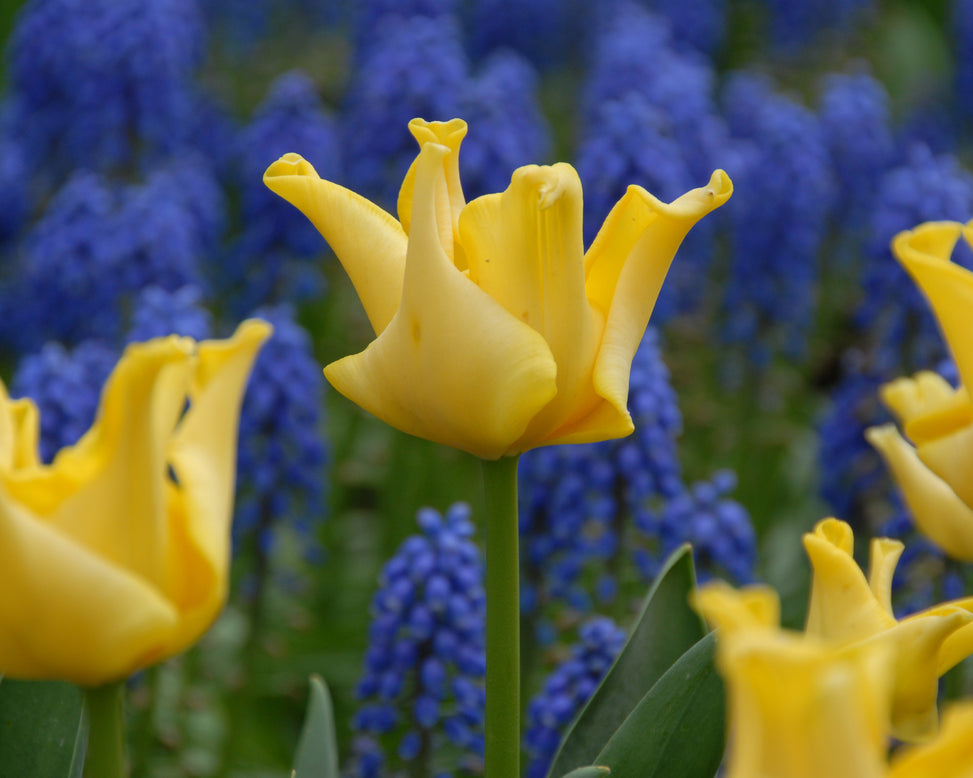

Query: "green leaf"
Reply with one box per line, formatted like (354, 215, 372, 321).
(558, 767, 611, 778)
(593, 633, 725, 778)
(547, 545, 705, 778)
(0, 678, 87, 778)
(292, 675, 339, 778)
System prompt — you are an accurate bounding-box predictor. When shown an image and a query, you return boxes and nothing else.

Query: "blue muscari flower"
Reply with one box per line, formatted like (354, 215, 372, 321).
(352, 0, 457, 52)
(343, 14, 466, 206)
(575, 93, 702, 322)
(351, 503, 485, 778)
(236, 70, 341, 259)
(641, 470, 757, 584)
(956, 0, 973, 124)
(10, 339, 118, 464)
(518, 329, 683, 627)
(635, 0, 727, 55)
(858, 145, 973, 374)
(457, 51, 552, 200)
(720, 72, 834, 362)
(0, 124, 30, 250)
(523, 617, 626, 778)
(758, 0, 876, 52)
(464, 0, 589, 69)
(126, 285, 213, 343)
(581, 4, 725, 185)
(818, 71, 895, 235)
(235, 305, 327, 554)
(11, 172, 123, 350)
(7, 0, 207, 178)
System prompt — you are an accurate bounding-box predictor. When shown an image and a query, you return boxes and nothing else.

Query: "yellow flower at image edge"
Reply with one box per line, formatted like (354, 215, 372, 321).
(0, 320, 271, 686)
(264, 118, 731, 458)
(866, 220, 973, 561)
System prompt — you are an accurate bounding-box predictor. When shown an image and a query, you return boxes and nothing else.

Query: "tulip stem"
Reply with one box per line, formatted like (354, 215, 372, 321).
(482, 454, 521, 778)
(83, 681, 126, 778)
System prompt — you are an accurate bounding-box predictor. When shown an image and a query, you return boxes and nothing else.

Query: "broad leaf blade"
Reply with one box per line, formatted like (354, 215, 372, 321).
(558, 767, 611, 778)
(292, 675, 340, 778)
(594, 633, 725, 778)
(547, 545, 705, 777)
(0, 679, 87, 778)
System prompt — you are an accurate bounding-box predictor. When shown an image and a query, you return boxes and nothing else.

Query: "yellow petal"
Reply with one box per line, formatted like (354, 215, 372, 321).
(804, 519, 898, 641)
(692, 580, 781, 634)
(585, 171, 733, 437)
(723, 631, 891, 778)
(0, 384, 41, 471)
(893, 222, 973, 391)
(890, 702, 973, 778)
(264, 154, 406, 335)
(0, 494, 178, 685)
(866, 424, 973, 561)
(868, 537, 905, 618)
(163, 319, 272, 655)
(460, 162, 604, 449)
(5, 337, 197, 592)
(915, 424, 973, 508)
(398, 118, 468, 269)
(325, 142, 558, 459)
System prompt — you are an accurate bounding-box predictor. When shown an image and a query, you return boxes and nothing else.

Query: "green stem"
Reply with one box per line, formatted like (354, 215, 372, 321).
(481, 455, 521, 778)
(83, 681, 127, 778)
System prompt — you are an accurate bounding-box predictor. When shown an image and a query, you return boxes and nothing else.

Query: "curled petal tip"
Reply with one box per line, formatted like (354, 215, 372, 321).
(263, 153, 318, 182)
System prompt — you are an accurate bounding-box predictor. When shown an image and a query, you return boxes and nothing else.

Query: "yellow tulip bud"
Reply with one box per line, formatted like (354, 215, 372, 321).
(0, 320, 270, 686)
(264, 118, 731, 459)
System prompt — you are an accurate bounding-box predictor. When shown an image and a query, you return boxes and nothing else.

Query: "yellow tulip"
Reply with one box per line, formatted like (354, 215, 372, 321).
(890, 703, 973, 778)
(694, 582, 893, 778)
(264, 118, 731, 459)
(0, 320, 271, 686)
(803, 518, 973, 741)
(866, 220, 973, 561)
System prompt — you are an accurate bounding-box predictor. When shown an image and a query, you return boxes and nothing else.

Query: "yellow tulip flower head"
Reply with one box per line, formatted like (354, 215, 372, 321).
(694, 582, 893, 778)
(804, 518, 973, 741)
(264, 118, 732, 459)
(0, 321, 271, 686)
(866, 220, 973, 561)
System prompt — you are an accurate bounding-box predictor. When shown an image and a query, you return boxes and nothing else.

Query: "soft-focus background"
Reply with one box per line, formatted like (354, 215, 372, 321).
(0, 0, 970, 775)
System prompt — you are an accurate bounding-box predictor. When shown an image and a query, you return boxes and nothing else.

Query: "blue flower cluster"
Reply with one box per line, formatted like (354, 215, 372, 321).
(760, 0, 876, 52)
(6, 0, 207, 179)
(351, 503, 485, 778)
(523, 617, 626, 778)
(721, 72, 835, 362)
(235, 306, 328, 554)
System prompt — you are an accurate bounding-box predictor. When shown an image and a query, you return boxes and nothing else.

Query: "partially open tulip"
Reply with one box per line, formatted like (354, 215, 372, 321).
(804, 518, 973, 741)
(867, 220, 973, 561)
(694, 582, 893, 778)
(264, 118, 731, 459)
(0, 320, 270, 686)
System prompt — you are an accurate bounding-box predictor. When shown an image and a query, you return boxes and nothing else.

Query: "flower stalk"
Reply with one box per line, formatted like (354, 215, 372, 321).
(83, 681, 126, 778)
(482, 455, 522, 778)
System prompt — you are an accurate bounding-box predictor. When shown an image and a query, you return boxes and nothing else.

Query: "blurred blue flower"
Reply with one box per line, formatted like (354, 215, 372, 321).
(518, 329, 683, 628)
(465, 0, 588, 69)
(759, 0, 876, 52)
(7, 0, 207, 178)
(956, 0, 973, 125)
(10, 339, 118, 464)
(458, 51, 552, 199)
(351, 503, 485, 778)
(523, 617, 626, 778)
(126, 285, 213, 344)
(635, 0, 727, 55)
(343, 14, 466, 206)
(235, 305, 328, 555)
(352, 0, 457, 53)
(859, 145, 973, 373)
(818, 70, 895, 235)
(721, 72, 834, 362)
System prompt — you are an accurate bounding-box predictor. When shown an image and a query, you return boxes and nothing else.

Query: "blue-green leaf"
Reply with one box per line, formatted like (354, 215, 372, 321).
(547, 545, 705, 778)
(593, 633, 725, 778)
(0, 678, 87, 778)
(292, 675, 340, 778)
